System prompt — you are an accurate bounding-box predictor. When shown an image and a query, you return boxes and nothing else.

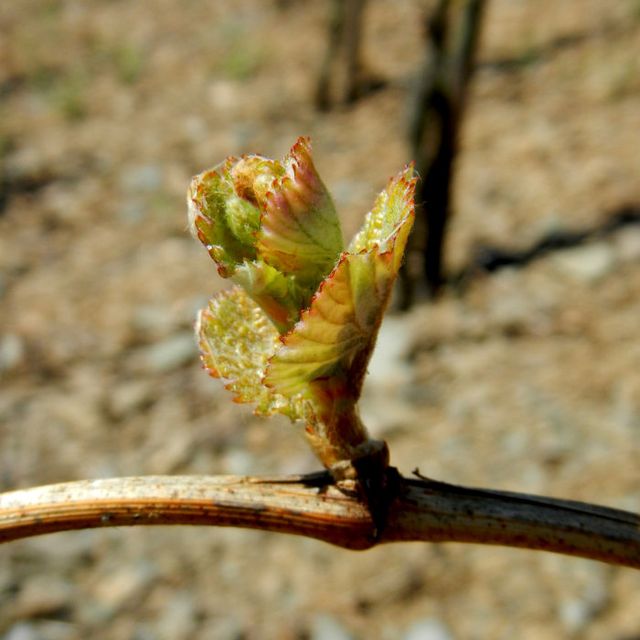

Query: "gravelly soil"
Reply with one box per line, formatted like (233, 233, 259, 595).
(1, 1, 639, 638)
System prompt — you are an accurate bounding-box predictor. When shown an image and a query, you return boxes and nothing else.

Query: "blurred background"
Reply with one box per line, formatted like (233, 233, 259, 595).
(1, 1, 640, 638)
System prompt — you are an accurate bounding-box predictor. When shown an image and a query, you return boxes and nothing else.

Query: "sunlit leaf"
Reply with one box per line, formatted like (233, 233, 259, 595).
(348, 164, 416, 260)
(197, 287, 301, 420)
(188, 165, 260, 277)
(265, 166, 416, 424)
(257, 137, 344, 288)
(232, 260, 306, 333)
(189, 138, 344, 333)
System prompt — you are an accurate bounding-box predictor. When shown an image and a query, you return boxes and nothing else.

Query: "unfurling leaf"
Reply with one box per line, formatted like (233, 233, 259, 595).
(256, 137, 343, 287)
(188, 137, 342, 333)
(265, 166, 416, 465)
(189, 137, 416, 471)
(197, 287, 302, 421)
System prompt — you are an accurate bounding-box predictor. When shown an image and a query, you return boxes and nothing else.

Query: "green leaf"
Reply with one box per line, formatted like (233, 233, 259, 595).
(229, 155, 284, 212)
(257, 137, 343, 288)
(265, 166, 416, 425)
(232, 259, 307, 334)
(197, 286, 302, 420)
(348, 164, 416, 260)
(188, 165, 260, 277)
(189, 138, 344, 333)
(263, 251, 388, 402)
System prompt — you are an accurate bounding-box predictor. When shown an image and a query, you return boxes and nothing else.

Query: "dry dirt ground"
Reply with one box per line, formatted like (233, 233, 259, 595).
(1, 1, 640, 638)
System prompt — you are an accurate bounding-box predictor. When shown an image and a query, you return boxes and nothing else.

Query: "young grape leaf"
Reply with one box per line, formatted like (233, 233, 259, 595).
(264, 166, 416, 459)
(256, 137, 344, 288)
(197, 286, 302, 420)
(188, 137, 344, 333)
(188, 164, 260, 277)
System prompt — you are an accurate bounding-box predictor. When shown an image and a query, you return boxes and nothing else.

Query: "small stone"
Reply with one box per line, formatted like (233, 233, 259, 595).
(558, 566, 609, 633)
(4, 622, 76, 640)
(182, 115, 207, 142)
(30, 621, 76, 640)
(403, 618, 454, 640)
(0, 333, 24, 373)
(152, 591, 197, 640)
(552, 242, 615, 283)
(309, 614, 354, 640)
(22, 529, 99, 569)
(135, 332, 196, 373)
(560, 599, 591, 633)
(4, 623, 37, 640)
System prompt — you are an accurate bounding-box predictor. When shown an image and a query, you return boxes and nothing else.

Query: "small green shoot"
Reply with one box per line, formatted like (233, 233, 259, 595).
(189, 137, 416, 471)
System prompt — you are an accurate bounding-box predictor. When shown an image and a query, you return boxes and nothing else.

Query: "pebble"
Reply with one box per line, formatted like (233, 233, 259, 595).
(403, 618, 454, 640)
(359, 395, 416, 439)
(132, 304, 177, 335)
(558, 566, 609, 634)
(17, 530, 99, 573)
(0, 333, 24, 373)
(152, 590, 198, 640)
(552, 242, 616, 283)
(560, 599, 592, 634)
(309, 614, 354, 640)
(4, 146, 45, 181)
(3, 623, 36, 640)
(135, 332, 196, 373)
(4, 621, 77, 640)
